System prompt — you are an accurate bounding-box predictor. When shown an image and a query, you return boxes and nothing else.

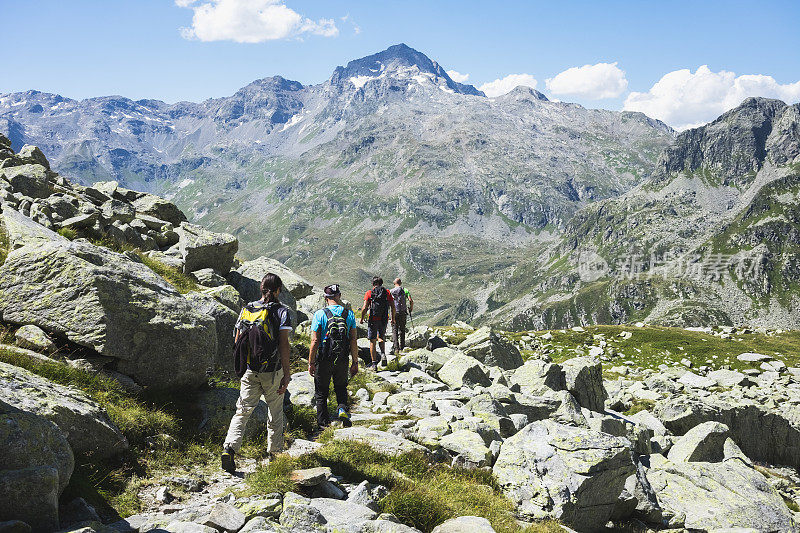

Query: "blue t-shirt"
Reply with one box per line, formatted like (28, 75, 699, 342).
(311, 305, 357, 339)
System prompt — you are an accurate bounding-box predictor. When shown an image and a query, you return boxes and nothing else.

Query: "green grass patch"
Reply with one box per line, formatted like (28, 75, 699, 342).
(520, 324, 800, 373)
(0, 226, 8, 265)
(137, 253, 199, 294)
(244, 439, 558, 533)
(57, 227, 78, 240)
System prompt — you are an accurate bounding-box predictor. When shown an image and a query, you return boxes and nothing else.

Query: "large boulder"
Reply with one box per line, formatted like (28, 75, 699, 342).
(131, 194, 187, 227)
(437, 353, 492, 389)
(237, 257, 313, 300)
(175, 223, 238, 276)
(0, 240, 217, 388)
(0, 401, 74, 532)
(561, 357, 607, 412)
(398, 348, 451, 373)
(0, 362, 127, 459)
(1, 207, 66, 249)
(333, 427, 430, 456)
(196, 388, 269, 440)
(509, 360, 565, 395)
(648, 456, 796, 531)
(667, 421, 730, 463)
(654, 394, 800, 469)
(0, 164, 53, 199)
(185, 291, 238, 372)
(493, 420, 634, 530)
(458, 327, 523, 370)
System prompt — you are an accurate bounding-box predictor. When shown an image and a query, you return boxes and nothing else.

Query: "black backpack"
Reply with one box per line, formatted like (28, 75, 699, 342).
(319, 308, 350, 363)
(233, 301, 281, 377)
(369, 287, 389, 320)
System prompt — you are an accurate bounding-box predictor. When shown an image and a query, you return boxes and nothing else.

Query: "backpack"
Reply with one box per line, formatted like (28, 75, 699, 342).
(318, 307, 350, 363)
(391, 286, 407, 314)
(369, 287, 389, 321)
(233, 301, 281, 377)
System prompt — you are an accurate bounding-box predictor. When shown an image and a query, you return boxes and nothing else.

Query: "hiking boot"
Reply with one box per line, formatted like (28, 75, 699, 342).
(338, 407, 352, 428)
(221, 445, 236, 474)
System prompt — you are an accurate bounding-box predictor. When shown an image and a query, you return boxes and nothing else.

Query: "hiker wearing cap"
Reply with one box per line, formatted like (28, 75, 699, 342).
(222, 273, 292, 473)
(308, 284, 359, 428)
(390, 278, 414, 355)
(360, 276, 396, 370)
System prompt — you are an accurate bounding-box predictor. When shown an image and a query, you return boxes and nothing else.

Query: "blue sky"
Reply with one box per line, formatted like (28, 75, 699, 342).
(3, 0, 800, 128)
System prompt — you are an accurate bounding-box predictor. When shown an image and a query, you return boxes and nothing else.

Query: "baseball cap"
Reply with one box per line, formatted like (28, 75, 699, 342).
(323, 284, 341, 298)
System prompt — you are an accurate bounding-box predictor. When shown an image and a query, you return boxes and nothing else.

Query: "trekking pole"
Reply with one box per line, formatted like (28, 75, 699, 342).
(409, 310, 415, 330)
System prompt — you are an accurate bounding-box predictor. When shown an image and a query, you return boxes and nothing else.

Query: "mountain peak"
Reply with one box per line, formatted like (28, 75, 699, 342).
(329, 44, 483, 96)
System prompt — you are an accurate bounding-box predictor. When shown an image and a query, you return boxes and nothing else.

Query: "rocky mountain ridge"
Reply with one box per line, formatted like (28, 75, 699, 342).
(0, 44, 675, 323)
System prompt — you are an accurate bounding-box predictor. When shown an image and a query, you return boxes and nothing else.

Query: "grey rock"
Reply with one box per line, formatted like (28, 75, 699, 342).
(431, 516, 495, 533)
(279, 502, 326, 531)
(59, 498, 101, 527)
(707, 369, 750, 387)
(0, 240, 217, 388)
(0, 165, 52, 199)
(509, 360, 564, 395)
(0, 467, 59, 532)
(307, 498, 377, 530)
(1, 207, 66, 250)
(165, 521, 217, 533)
(235, 499, 282, 521)
(398, 348, 450, 373)
(236, 257, 313, 300)
(667, 421, 730, 463)
(333, 427, 429, 456)
(176, 223, 238, 276)
(100, 199, 135, 224)
(286, 372, 315, 407)
(561, 357, 607, 412)
(439, 430, 492, 466)
(436, 354, 491, 389)
(131, 194, 187, 227)
(678, 371, 716, 389)
(737, 352, 772, 363)
(237, 516, 279, 533)
(203, 502, 246, 532)
(493, 420, 634, 529)
(185, 291, 238, 372)
(192, 268, 228, 288)
(197, 388, 268, 439)
(13, 325, 56, 354)
(0, 521, 31, 533)
(17, 146, 50, 169)
(648, 457, 796, 530)
(0, 363, 127, 459)
(458, 327, 523, 370)
(290, 467, 330, 487)
(347, 481, 380, 511)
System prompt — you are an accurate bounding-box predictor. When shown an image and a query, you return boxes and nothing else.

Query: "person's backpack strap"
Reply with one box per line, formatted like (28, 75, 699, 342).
(324, 307, 334, 319)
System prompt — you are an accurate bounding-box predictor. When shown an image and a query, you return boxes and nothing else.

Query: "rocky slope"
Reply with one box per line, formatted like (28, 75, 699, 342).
(487, 97, 800, 330)
(0, 44, 674, 322)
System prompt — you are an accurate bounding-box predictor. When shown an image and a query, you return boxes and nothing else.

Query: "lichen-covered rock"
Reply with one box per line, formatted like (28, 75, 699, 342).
(398, 348, 451, 372)
(667, 421, 729, 463)
(436, 353, 491, 389)
(0, 401, 73, 532)
(333, 427, 429, 456)
(0, 240, 217, 388)
(236, 257, 313, 300)
(176, 223, 238, 276)
(439, 430, 492, 466)
(432, 516, 495, 533)
(307, 498, 377, 530)
(286, 371, 315, 406)
(196, 388, 268, 439)
(458, 327, 523, 370)
(0, 164, 53, 199)
(509, 360, 565, 395)
(13, 325, 56, 354)
(131, 194, 187, 227)
(0, 362, 127, 459)
(185, 291, 238, 372)
(1, 207, 66, 250)
(648, 457, 796, 531)
(16, 146, 50, 170)
(561, 356, 607, 412)
(493, 420, 634, 529)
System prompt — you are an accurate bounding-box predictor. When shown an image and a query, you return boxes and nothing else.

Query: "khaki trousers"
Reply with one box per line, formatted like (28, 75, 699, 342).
(224, 369, 284, 453)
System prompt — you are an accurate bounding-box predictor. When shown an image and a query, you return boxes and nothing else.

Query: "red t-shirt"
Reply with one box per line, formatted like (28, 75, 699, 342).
(363, 288, 394, 321)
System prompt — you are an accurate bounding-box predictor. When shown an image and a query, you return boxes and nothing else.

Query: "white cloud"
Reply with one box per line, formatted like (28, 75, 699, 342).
(446, 70, 470, 83)
(624, 65, 800, 130)
(177, 0, 339, 43)
(545, 62, 628, 99)
(479, 74, 538, 97)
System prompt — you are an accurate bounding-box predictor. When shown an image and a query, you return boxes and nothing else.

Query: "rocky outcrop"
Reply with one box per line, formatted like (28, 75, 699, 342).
(0, 240, 217, 388)
(0, 362, 127, 459)
(458, 327, 523, 370)
(176, 223, 238, 276)
(0, 401, 74, 532)
(493, 420, 634, 529)
(561, 356, 607, 412)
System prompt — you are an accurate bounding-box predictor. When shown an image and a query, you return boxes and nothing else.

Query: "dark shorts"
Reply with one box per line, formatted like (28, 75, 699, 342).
(367, 319, 388, 341)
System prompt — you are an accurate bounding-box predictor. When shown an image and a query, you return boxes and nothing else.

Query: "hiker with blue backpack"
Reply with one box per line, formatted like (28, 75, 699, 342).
(222, 273, 293, 473)
(308, 284, 359, 429)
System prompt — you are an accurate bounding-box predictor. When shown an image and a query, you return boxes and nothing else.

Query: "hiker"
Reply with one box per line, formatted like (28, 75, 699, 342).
(221, 273, 292, 473)
(390, 278, 414, 355)
(360, 276, 396, 370)
(308, 284, 359, 428)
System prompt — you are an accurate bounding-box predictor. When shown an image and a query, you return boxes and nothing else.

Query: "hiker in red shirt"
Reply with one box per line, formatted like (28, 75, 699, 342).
(360, 276, 396, 370)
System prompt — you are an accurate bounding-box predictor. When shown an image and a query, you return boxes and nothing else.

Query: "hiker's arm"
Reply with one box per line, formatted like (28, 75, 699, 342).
(408, 295, 414, 313)
(349, 327, 359, 375)
(391, 304, 396, 325)
(360, 303, 367, 324)
(278, 329, 291, 393)
(308, 330, 319, 377)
